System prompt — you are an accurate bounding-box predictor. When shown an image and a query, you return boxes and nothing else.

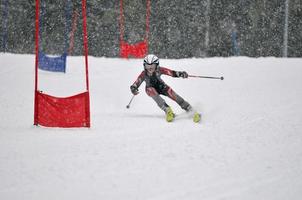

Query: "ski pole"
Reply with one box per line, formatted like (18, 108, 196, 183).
(188, 75, 224, 80)
(126, 95, 135, 109)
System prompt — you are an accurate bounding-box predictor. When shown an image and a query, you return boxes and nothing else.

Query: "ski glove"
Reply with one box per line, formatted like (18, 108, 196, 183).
(130, 85, 139, 95)
(178, 71, 188, 78)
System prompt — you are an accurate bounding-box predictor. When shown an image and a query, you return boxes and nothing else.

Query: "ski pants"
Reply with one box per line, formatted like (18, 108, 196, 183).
(145, 86, 191, 113)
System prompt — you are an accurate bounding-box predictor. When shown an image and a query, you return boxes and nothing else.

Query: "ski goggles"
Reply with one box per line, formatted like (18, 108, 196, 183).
(144, 63, 157, 70)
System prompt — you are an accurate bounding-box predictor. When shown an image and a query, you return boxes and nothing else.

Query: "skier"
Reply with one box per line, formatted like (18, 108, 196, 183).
(130, 54, 200, 122)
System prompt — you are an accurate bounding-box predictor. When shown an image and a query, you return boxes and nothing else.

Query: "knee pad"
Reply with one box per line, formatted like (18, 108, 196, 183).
(146, 87, 158, 97)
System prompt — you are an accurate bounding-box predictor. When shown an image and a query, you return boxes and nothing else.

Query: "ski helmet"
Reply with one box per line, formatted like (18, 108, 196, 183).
(143, 54, 159, 70)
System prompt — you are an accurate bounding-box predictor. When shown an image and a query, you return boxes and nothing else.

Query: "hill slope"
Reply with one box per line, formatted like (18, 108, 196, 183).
(1, 54, 302, 199)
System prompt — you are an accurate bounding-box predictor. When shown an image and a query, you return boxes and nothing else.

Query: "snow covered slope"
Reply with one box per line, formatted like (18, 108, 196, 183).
(1, 53, 302, 200)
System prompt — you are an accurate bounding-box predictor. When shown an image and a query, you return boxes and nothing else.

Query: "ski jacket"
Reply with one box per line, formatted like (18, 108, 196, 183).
(131, 67, 182, 94)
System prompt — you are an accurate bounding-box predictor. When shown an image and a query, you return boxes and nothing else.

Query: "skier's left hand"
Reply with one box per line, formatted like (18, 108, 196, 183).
(130, 85, 139, 95)
(179, 71, 188, 78)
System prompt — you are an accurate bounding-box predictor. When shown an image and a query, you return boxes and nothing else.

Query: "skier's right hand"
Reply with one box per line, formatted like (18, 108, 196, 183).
(130, 85, 139, 95)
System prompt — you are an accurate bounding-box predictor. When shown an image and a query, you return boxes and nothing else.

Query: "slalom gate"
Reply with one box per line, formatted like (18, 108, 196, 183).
(38, 0, 72, 72)
(1, 0, 9, 52)
(34, 0, 90, 128)
(119, 0, 151, 58)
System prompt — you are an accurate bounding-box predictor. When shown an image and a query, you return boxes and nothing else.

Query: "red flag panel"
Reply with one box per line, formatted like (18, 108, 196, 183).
(120, 40, 148, 58)
(36, 91, 90, 127)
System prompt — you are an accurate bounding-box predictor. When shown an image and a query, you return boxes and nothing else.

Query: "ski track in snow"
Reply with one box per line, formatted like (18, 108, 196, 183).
(0, 53, 302, 200)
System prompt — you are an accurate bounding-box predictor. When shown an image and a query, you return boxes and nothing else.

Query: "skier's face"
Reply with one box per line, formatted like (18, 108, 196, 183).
(145, 63, 156, 74)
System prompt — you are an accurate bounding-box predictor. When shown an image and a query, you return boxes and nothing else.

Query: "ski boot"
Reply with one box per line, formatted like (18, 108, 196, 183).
(193, 112, 201, 123)
(185, 105, 201, 123)
(165, 107, 175, 122)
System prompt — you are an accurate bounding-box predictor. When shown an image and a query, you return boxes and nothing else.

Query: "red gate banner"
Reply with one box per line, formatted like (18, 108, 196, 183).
(36, 91, 90, 127)
(120, 40, 148, 58)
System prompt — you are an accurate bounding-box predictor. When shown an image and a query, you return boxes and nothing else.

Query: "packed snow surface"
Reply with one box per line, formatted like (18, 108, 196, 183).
(1, 53, 302, 200)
